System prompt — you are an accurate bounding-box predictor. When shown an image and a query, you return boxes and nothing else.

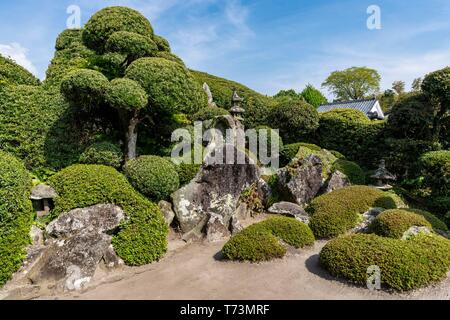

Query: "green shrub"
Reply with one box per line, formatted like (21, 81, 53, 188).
(82, 6, 154, 52)
(153, 51, 185, 66)
(174, 163, 201, 186)
(0, 151, 33, 286)
(105, 31, 157, 61)
(222, 216, 315, 262)
(124, 155, 180, 201)
(330, 150, 346, 159)
(403, 208, 448, 232)
(419, 150, 450, 196)
(368, 209, 432, 238)
(332, 159, 365, 184)
(55, 29, 85, 51)
(308, 186, 398, 238)
(79, 142, 123, 168)
(105, 78, 148, 111)
(299, 84, 327, 108)
(153, 35, 171, 52)
(294, 146, 337, 178)
(280, 142, 321, 166)
(268, 100, 319, 144)
(319, 233, 450, 291)
(48, 164, 168, 266)
(190, 106, 230, 121)
(0, 55, 40, 86)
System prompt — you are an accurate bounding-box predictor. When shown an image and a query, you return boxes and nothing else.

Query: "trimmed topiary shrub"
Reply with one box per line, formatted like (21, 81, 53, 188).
(0, 55, 39, 86)
(174, 163, 201, 186)
(268, 100, 319, 144)
(153, 35, 171, 52)
(419, 150, 450, 197)
(124, 155, 180, 201)
(0, 151, 33, 287)
(48, 164, 168, 266)
(190, 106, 230, 121)
(332, 159, 365, 184)
(222, 216, 315, 262)
(79, 141, 123, 168)
(105, 31, 157, 62)
(402, 208, 448, 232)
(319, 233, 450, 291)
(105, 78, 148, 111)
(368, 209, 432, 238)
(307, 186, 398, 238)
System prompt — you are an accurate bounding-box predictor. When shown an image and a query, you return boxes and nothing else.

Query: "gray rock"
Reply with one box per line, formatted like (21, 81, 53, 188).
(27, 204, 125, 291)
(352, 208, 384, 233)
(324, 170, 350, 193)
(172, 144, 259, 241)
(158, 200, 175, 226)
(206, 213, 231, 242)
(234, 203, 250, 221)
(401, 226, 432, 240)
(30, 184, 57, 200)
(257, 178, 272, 207)
(230, 216, 244, 235)
(29, 225, 44, 246)
(277, 155, 323, 206)
(268, 202, 310, 223)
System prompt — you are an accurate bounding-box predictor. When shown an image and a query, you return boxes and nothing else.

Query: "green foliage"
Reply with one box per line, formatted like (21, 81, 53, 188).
(190, 106, 230, 121)
(124, 155, 180, 201)
(308, 186, 398, 238)
(105, 31, 157, 61)
(0, 55, 39, 86)
(322, 67, 381, 100)
(279, 142, 322, 167)
(153, 51, 185, 66)
(82, 6, 154, 52)
(268, 100, 319, 144)
(300, 84, 327, 108)
(419, 150, 450, 196)
(319, 233, 450, 291)
(399, 208, 447, 232)
(222, 216, 315, 262)
(254, 126, 283, 157)
(189, 70, 276, 128)
(48, 164, 168, 266)
(332, 159, 365, 184)
(79, 141, 123, 168)
(60, 69, 110, 110)
(273, 89, 302, 102)
(368, 209, 432, 238)
(55, 29, 84, 51)
(153, 35, 171, 52)
(105, 78, 148, 111)
(0, 151, 32, 286)
(174, 163, 201, 186)
(330, 150, 346, 159)
(126, 58, 207, 115)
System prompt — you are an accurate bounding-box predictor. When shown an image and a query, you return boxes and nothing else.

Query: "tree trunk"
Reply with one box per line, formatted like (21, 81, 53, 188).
(126, 110, 140, 160)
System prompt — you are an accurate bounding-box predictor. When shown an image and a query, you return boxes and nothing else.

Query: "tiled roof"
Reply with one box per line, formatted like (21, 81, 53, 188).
(317, 99, 378, 115)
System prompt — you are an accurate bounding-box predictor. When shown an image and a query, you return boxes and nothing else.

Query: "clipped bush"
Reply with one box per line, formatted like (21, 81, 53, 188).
(319, 233, 450, 291)
(79, 141, 123, 168)
(403, 208, 448, 232)
(49, 164, 168, 265)
(190, 106, 230, 121)
(55, 29, 84, 51)
(82, 6, 154, 52)
(268, 100, 319, 144)
(368, 209, 432, 238)
(307, 186, 398, 238)
(0, 151, 32, 286)
(105, 31, 157, 61)
(124, 155, 180, 201)
(174, 163, 201, 186)
(153, 35, 171, 52)
(153, 51, 185, 66)
(222, 216, 315, 262)
(332, 159, 365, 184)
(0, 55, 40, 86)
(105, 78, 148, 111)
(419, 150, 450, 196)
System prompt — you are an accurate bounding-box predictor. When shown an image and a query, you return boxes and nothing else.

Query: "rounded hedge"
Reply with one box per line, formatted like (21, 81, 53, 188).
(79, 141, 123, 168)
(190, 106, 230, 121)
(0, 55, 40, 86)
(105, 31, 157, 60)
(55, 29, 84, 51)
(400, 208, 448, 232)
(153, 35, 171, 52)
(126, 57, 207, 114)
(268, 100, 319, 144)
(368, 209, 432, 239)
(174, 163, 201, 186)
(307, 186, 399, 238)
(319, 233, 450, 291)
(60, 69, 110, 109)
(419, 150, 450, 196)
(124, 155, 180, 201)
(222, 216, 315, 262)
(332, 159, 365, 184)
(153, 51, 185, 66)
(105, 78, 148, 111)
(49, 164, 168, 266)
(0, 151, 32, 286)
(82, 6, 154, 52)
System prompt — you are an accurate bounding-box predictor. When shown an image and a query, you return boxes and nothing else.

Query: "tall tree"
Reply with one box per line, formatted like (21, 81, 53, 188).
(392, 80, 406, 95)
(421, 67, 450, 143)
(300, 84, 327, 108)
(60, 7, 207, 159)
(411, 77, 422, 92)
(273, 89, 302, 102)
(322, 67, 381, 101)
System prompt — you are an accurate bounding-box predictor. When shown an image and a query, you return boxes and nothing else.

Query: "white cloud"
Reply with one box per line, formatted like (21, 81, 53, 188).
(0, 43, 38, 76)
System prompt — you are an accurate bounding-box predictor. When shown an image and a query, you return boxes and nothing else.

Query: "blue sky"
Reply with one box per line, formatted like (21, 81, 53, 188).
(1, 0, 449, 98)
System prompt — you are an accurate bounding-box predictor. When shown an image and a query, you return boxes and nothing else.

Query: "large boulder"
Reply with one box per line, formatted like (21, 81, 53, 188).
(277, 155, 323, 206)
(324, 170, 350, 194)
(172, 144, 259, 242)
(27, 204, 125, 291)
(268, 202, 309, 223)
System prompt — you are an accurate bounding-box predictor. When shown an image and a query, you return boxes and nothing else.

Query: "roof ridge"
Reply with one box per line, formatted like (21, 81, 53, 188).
(320, 98, 377, 107)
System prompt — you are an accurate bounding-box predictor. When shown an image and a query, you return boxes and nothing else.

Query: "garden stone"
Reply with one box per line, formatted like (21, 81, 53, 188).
(158, 200, 175, 225)
(401, 226, 432, 240)
(231, 216, 243, 235)
(352, 208, 384, 233)
(29, 225, 44, 246)
(206, 213, 231, 242)
(277, 155, 323, 206)
(268, 202, 310, 223)
(27, 204, 125, 291)
(324, 170, 350, 193)
(257, 178, 272, 207)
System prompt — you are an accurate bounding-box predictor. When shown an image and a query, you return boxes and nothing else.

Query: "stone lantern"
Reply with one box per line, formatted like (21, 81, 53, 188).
(370, 159, 396, 190)
(230, 90, 245, 121)
(30, 184, 58, 217)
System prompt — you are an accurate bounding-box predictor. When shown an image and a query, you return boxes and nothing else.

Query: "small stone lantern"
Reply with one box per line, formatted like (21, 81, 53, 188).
(371, 159, 396, 190)
(230, 91, 245, 121)
(30, 184, 57, 217)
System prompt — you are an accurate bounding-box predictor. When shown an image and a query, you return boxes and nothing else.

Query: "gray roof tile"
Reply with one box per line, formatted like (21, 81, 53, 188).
(317, 99, 378, 115)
